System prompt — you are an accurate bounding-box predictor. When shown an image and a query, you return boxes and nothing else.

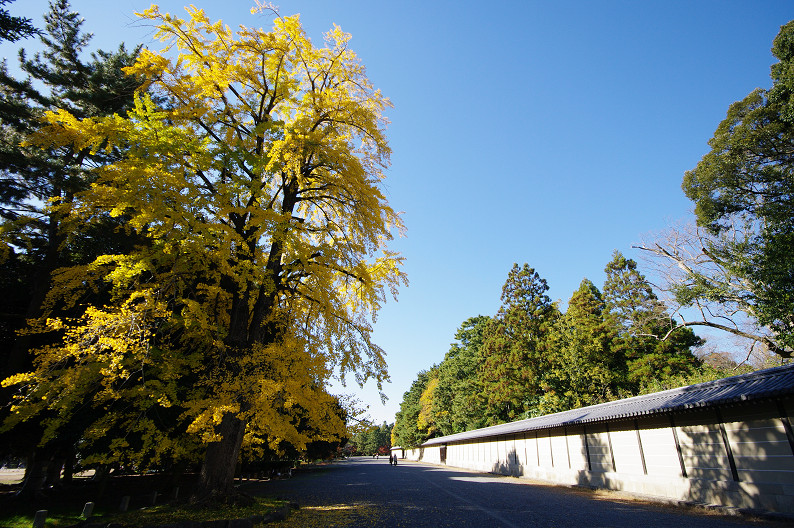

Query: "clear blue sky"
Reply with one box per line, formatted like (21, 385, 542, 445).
(3, 1, 792, 425)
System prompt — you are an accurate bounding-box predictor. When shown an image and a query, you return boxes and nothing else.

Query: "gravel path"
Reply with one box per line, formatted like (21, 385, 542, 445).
(243, 457, 779, 527)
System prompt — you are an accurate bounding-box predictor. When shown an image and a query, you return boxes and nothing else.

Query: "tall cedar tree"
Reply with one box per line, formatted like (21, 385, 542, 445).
(681, 21, 794, 354)
(0, 0, 140, 492)
(4, 6, 405, 500)
(542, 279, 621, 414)
(479, 264, 557, 425)
(602, 251, 702, 391)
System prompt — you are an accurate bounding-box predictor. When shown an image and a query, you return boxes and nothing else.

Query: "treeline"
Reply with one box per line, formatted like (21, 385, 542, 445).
(394, 17, 794, 449)
(393, 253, 754, 448)
(347, 422, 393, 456)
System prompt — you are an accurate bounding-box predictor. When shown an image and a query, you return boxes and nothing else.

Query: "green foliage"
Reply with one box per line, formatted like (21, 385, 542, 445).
(602, 251, 703, 391)
(392, 370, 432, 448)
(0, 0, 142, 490)
(541, 279, 621, 414)
(0, 0, 141, 370)
(681, 20, 794, 354)
(479, 264, 558, 424)
(432, 316, 490, 435)
(350, 421, 392, 455)
(0, 0, 38, 42)
(396, 255, 708, 436)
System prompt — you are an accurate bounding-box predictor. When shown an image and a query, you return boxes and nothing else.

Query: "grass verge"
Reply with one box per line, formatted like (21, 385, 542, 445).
(0, 496, 288, 528)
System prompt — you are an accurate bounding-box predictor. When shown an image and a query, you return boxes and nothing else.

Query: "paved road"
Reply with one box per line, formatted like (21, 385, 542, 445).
(245, 457, 778, 527)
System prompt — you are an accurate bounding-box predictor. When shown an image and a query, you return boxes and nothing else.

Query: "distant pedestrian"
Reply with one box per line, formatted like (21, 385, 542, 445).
(388, 454, 394, 465)
(393, 455, 397, 466)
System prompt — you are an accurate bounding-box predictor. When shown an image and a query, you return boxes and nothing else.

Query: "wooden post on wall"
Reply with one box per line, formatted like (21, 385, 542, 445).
(583, 424, 592, 471)
(605, 423, 617, 472)
(669, 414, 687, 478)
(777, 400, 794, 457)
(634, 419, 647, 475)
(715, 408, 740, 482)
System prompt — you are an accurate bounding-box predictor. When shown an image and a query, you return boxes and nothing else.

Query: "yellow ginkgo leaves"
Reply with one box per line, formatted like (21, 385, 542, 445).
(4, 4, 405, 496)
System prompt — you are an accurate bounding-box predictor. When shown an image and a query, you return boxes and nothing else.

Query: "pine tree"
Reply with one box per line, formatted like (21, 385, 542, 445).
(0, 0, 140, 492)
(0, 0, 38, 42)
(0, 0, 140, 376)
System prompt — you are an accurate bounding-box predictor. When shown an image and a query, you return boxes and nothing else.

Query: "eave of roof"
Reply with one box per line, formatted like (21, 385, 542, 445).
(422, 362, 794, 447)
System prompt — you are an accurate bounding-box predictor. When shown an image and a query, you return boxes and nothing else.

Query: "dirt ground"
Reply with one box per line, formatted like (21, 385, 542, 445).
(0, 468, 25, 485)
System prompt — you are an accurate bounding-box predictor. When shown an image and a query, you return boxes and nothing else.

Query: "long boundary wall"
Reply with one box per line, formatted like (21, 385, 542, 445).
(402, 396, 794, 514)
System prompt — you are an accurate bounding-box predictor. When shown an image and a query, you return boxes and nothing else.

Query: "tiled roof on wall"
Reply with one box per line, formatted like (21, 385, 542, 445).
(422, 362, 794, 447)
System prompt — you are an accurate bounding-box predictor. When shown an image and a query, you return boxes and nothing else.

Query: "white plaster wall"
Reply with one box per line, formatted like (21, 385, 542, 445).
(413, 400, 794, 514)
(638, 416, 681, 478)
(586, 424, 612, 472)
(549, 430, 569, 470)
(515, 434, 529, 470)
(538, 430, 553, 469)
(721, 406, 794, 486)
(609, 425, 644, 476)
(566, 426, 588, 471)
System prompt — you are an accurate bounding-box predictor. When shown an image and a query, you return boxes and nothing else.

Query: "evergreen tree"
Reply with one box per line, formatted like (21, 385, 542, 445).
(0, 0, 38, 42)
(432, 315, 490, 435)
(675, 21, 794, 354)
(392, 370, 432, 448)
(602, 251, 703, 391)
(0, 0, 141, 377)
(479, 264, 557, 424)
(350, 421, 392, 455)
(542, 279, 621, 413)
(0, 0, 141, 492)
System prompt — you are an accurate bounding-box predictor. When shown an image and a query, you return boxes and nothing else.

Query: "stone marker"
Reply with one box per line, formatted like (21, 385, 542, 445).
(32, 510, 47, 528)
(81, 502, 95, 518)
(119, 495, 130, 512)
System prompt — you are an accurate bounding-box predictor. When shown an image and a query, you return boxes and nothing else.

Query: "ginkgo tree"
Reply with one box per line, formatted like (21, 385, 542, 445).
(3, 3, 405, 499)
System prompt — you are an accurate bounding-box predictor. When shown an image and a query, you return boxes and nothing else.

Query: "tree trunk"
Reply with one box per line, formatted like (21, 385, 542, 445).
(43, 456, 64, 488)
(17, 449, 48, 497)
(61, 445, 75, 484)
(194, 413, 247, 501)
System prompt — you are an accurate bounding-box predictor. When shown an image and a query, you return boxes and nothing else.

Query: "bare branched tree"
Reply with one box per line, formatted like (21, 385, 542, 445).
(635, 221, 791, 358)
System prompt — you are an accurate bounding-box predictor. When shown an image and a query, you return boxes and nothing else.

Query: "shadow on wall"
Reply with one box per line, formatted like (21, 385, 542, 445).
(424, 398, 794, 514)
(491, 447, 521, 477)
(572, 409, 791, 512)
(574, 427, 611, 490)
